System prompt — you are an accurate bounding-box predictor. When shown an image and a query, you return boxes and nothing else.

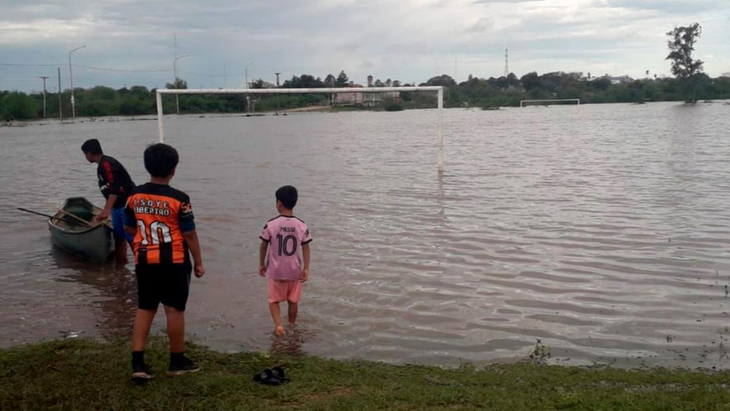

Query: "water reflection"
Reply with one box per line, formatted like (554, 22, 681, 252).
(49, 247, 137, 338)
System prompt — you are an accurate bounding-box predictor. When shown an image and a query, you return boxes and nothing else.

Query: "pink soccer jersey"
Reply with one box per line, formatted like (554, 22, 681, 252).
(260, 215, 312, 281)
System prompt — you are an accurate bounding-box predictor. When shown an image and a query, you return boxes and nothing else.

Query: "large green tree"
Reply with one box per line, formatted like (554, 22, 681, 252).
(283, 74, 325, 88)
(324, 74, 336, 87)
(421, 75, 456, 87)
(1, 92, 39, 119)
(335, 71, 349, 87)
(165, 78, 188, 90)
(666, 23, 704, 103)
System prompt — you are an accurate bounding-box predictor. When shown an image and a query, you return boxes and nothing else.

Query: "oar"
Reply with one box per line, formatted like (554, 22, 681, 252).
(40, 200, 96, 227)
(17, 207, 92, 226)
(56, 208, 94, 227)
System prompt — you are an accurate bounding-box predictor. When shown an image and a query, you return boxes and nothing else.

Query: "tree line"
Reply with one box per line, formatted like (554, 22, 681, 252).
(3, 71, 728, 120)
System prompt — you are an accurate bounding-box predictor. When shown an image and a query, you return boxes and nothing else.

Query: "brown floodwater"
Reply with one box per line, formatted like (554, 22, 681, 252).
(2, 102, 730, 368)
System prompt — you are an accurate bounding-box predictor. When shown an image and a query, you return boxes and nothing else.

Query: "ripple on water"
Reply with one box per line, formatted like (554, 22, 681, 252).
(1, 103, 730, 368)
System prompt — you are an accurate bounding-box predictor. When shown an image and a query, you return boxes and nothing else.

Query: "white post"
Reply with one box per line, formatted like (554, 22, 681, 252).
(57, 67, 62, 121)
(438, 87, 444, 172)
(156, 91, 165, 143)
(68, 45, 86, 119)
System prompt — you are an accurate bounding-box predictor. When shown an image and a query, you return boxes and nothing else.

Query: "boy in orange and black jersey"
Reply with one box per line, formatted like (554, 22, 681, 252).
(123, 143, 206, 382)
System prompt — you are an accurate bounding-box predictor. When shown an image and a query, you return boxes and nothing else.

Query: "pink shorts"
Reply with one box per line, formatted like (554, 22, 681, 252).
(268, 279, 302, 303)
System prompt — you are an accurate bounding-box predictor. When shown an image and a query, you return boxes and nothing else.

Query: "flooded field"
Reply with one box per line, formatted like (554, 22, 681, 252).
(2, 102, 730, 368)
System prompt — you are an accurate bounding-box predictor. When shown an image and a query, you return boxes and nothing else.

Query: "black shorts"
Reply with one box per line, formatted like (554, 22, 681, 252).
(136, 262, 192, 312)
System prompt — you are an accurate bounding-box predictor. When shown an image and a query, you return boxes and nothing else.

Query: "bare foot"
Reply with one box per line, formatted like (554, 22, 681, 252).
(274, 326, 286, 336)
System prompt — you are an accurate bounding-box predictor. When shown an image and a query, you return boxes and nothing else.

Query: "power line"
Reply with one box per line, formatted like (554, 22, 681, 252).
(2, 62, 282, 87)
(178, 69, 226, 78)
(0, 62, 171, 73)
(2, 62, 259, 78)
(179, 69, 248, 78)
(72, 64, 171, 73)
(0, 62, 64, 67)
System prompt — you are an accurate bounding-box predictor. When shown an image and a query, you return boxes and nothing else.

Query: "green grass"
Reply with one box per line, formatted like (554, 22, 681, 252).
(3, 339, 730, 410)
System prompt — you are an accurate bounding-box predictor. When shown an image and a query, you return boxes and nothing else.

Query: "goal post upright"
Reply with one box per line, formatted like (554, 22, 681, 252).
(437, 87, 444, 172)
(156, 92, 165, 143)
(155, 86, 445, 170)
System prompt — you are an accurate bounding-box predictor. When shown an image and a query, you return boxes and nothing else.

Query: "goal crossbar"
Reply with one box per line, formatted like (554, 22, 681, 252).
(520, 99, 580, 107)
(155, 86, 445, 170)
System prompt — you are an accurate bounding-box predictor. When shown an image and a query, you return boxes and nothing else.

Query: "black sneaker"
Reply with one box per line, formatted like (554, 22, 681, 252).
(131, 363, 154, 382)
(167, 356, 200, 376)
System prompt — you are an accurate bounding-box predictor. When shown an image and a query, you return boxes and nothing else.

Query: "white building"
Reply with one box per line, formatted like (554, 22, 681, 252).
(332, 79, 400, 107)
(608, 75, 634, 85)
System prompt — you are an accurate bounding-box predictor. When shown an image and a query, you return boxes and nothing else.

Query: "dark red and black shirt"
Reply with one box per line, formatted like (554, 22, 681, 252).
(123, 183, 196, 265)
(97, 155, 135, 209)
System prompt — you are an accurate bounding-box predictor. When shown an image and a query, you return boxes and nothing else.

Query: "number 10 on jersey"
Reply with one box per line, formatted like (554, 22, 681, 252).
(276, 234, 297, 256)
(137, 220, 172, 245)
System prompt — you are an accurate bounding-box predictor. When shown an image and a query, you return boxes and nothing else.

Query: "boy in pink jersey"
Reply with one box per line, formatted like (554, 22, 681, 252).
(259, 186, 312, 336)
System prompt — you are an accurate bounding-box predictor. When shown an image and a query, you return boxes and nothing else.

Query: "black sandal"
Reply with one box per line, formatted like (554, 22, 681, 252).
(253, 368, 282, 386)
(271, 366, 290, 383)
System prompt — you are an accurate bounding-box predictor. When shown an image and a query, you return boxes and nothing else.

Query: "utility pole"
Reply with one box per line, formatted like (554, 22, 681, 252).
(39, 76, 49, 118)
(172, 34, 190, 114)
(275, 72, 281, 110)
(224, 63, 227, 88)
(68, 45, 86, 118)
(504, 48, 509, 78)
(454, 56, 458, 84)
(244, 61, 254, 113)
(245, 61, 254, 89)
(173, 54, 189, 114)
(57, 67, 63, 121)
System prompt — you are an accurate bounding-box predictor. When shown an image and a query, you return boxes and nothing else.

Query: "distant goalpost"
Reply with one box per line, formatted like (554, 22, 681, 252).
(520, 99, 580, 107)
(155, 87, 446, 170)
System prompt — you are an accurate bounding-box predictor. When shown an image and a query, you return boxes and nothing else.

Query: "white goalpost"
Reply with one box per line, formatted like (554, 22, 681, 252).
(155, 86, 446, 171)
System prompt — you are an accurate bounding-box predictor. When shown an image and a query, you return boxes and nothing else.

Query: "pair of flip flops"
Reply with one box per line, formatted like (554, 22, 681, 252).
(253, 366, 289, 385)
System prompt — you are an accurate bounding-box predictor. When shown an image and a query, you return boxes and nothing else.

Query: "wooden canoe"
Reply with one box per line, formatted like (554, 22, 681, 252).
(48, 197, 113, 262)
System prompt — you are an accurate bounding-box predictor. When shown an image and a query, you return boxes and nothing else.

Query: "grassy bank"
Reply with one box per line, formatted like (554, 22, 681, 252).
(2, 339, 730, 410)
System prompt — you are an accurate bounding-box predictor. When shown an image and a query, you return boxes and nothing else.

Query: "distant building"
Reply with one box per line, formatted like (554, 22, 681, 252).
(333, 77, 400, 107)
(608, 75, 634, 85)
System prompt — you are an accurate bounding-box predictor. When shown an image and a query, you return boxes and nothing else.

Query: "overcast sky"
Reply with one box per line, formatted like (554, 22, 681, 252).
(1, 0, 729, 92)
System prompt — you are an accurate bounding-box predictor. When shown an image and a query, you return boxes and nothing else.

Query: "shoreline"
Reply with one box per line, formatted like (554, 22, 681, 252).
(2, 338, 730, 410)
(3, 99, 728, 128)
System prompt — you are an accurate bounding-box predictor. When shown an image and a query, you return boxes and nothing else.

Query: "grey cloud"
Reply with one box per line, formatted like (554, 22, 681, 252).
(471, 0, 542, 3)
(603, 0, 727, 14)
(1, 0, 729, 92)
(465, 17, 494, 33)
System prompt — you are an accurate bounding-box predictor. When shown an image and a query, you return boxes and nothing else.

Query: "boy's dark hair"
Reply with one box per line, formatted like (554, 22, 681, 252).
(276, 186, 298, 209)
(144, 143, 179, 178)
(80, 139, 103, 155)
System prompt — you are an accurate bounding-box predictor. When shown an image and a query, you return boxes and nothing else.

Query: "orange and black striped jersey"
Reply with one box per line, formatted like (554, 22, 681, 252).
(123, 183, 196, 265)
